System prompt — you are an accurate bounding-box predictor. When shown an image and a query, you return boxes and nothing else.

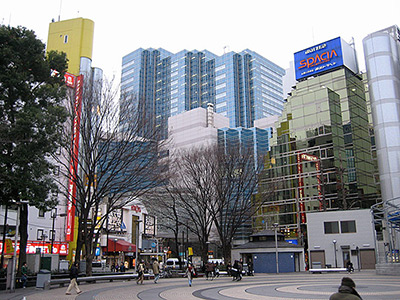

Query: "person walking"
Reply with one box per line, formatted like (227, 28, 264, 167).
(237, 259, 243, 281)
(152, 258, 160, 283)
(205, 261, 213, 280)
(329, 277, 362, 300)
(136, 260, 145, 285)
(119, 262, 125, 273)
(185, 263, 194, 287)
(66, 262, 82, 295)
(21, 262, 28, 288)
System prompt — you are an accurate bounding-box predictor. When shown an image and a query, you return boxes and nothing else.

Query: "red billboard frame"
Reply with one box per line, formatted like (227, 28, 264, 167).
(65, 74, 84, 242)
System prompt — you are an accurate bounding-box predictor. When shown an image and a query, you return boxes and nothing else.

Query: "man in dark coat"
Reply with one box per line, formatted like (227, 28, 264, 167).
(329, 277, 362, 300)
(66, 262, 82, 295)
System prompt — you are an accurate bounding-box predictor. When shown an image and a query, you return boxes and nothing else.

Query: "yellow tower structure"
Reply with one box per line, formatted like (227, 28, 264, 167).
(47, 17, 94, 75)
(47, 17, 95, 262)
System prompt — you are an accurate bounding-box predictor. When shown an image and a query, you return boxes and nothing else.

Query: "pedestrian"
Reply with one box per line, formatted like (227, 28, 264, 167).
(66, 262, 82, 295)
(226, 261, 232, 276)
(232, 260, 239, 281)
(152, 258, 160, 284)
(185, 263, 194, 287)
(329, 277, 362, 300)
(21, 262, 28, 288)
(346, 261, 354, 273)
(247, 259, 254, 276)
(237, 259, 243, 281)
(215, 262, 220, 278)
(120, 262, 125, 272)
(136, 260, 145, 285)
(205, 261, 213, 280)
(111, 263, 115, 272)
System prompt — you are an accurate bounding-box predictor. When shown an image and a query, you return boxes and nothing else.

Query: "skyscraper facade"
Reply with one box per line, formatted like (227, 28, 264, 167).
(255, 37, 378, 239)
(121, 48, 285, 138)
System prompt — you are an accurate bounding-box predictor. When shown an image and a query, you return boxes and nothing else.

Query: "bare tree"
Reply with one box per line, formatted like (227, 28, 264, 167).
(144, 187, 186, 265)
(149, 144, 272, 264)
(54, 77, 165, 275)
(151, 147, 216, 264)
(209, 145, 266, 263)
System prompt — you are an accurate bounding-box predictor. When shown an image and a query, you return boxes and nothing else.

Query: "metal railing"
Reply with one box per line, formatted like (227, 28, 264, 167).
(371, 197, 400, 264)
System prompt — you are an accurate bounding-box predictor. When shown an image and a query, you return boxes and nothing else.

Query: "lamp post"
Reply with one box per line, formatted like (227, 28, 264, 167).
(135, 220, 142, 268)
(273, 223, 279, 274)
(333, 240, 338, 268)
(114, 238, 118, 265)
(50, 209, 67, 254)
(41, 233, 48, 257)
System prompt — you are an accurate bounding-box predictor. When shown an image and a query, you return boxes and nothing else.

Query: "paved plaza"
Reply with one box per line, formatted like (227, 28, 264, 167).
(1, 270, 400, 300)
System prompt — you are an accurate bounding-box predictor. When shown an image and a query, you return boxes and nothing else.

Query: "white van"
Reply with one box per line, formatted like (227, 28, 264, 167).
(208, 258, 224, 265)
(165, 258, 187, 269)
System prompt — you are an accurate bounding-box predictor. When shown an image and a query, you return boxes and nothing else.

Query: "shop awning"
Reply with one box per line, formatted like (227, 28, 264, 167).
(106, 239, 136, 252)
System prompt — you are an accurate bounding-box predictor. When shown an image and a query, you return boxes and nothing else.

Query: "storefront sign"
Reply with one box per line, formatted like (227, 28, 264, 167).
(0, 241, 69, 255)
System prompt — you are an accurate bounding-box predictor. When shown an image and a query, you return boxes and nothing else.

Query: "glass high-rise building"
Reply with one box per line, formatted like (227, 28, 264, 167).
(121, 48, 285, 138)
(255, 38, 379, 239)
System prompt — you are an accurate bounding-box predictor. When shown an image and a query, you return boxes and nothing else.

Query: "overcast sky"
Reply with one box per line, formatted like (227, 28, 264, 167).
(2, 0, 400, 80)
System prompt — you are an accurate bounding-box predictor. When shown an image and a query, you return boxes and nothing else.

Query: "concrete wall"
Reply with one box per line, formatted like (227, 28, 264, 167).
(307, 209, 375, 269)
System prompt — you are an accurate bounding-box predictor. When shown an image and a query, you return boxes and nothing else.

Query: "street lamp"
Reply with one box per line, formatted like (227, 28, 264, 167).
(333, 240, 338, 268)
(135, 220, 142, 268)
(50, 209, 67, 254)
(273, 223, 279, 274)
(114, 238, 118, 265)
(41, 233, 48, 257)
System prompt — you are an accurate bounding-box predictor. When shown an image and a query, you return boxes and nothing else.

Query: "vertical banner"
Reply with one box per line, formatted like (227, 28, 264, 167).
(65, 74, 84, 242)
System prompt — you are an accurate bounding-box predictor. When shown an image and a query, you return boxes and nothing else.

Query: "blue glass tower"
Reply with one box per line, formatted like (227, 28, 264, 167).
(121, 48, 285, 138)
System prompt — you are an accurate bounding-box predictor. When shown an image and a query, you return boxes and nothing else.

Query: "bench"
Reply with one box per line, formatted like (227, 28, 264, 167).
(309, 268, 348, 274)
(45, 273, 151, 289)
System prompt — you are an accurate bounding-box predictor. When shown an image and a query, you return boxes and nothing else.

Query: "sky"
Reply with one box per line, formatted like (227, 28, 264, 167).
(2, 0, 400, 81)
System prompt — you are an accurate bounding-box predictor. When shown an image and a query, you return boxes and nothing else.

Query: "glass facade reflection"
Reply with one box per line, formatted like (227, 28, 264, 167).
(121, 48, 285, 138)
(256, 67, 379, 236)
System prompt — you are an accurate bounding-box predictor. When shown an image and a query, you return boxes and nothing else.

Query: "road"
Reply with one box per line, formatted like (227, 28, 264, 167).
(1, 270, 400, 300)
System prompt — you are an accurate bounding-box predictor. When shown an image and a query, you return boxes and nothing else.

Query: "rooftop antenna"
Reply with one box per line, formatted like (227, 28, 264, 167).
(58, 0, 62, 21)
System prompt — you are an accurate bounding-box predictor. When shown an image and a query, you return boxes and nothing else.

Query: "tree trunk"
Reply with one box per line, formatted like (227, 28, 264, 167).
(221, 242, 232, 264)
(200, 241, 209, 266)
(75, 220, 83, 264)
(18, 204, 28, 275)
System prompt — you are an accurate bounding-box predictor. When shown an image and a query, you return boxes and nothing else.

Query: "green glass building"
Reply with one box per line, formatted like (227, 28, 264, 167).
(256, 64, 379, 239)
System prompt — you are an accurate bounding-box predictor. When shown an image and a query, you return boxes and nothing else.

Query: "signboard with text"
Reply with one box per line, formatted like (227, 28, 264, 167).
(0, 241, 69, 255)
(65, 74, 84, 242)
(294, 37, 344, 81)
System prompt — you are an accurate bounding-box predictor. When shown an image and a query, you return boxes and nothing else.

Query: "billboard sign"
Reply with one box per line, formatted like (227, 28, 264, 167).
(294, 37, 344, 81)
(64, 72, 76, 88)
(1, 241, 69, 255)
(65, 74, 84, 242)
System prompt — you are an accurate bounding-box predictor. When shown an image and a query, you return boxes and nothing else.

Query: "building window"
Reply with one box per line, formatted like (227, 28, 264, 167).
(37, 229, 44, 240)
(64, 35, 68, 44)
(38, 209, 45, 218)
(341, 220, 356, 233)
(324, 221, 339, 234)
